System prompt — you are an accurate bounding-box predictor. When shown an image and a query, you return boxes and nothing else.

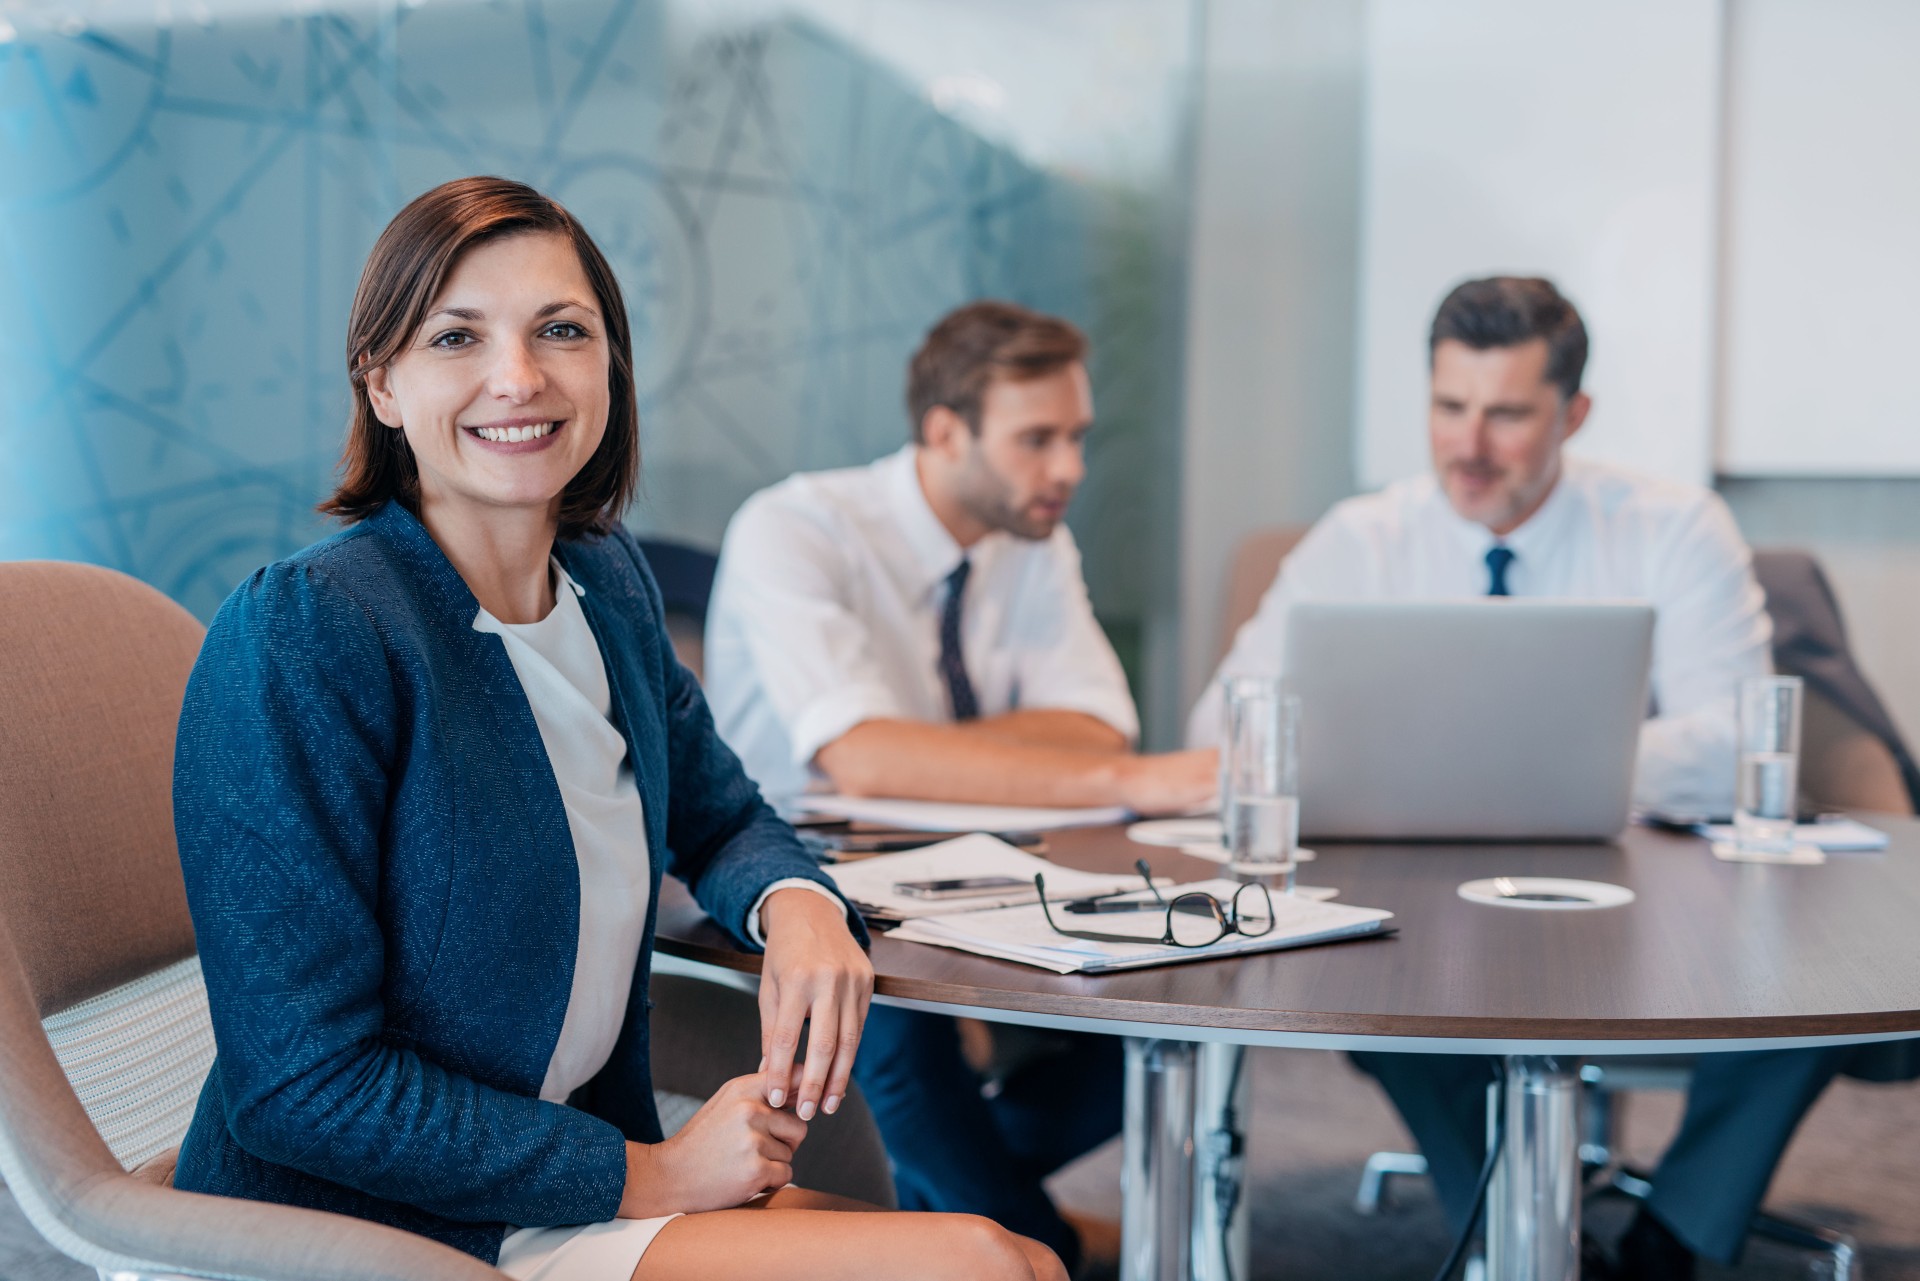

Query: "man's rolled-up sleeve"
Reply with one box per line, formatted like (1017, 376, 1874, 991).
(1635, 496, 1773, 815)
(714, 498, 908, 770)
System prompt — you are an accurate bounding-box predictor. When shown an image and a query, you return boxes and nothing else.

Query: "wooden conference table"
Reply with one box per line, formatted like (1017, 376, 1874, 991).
(655, 819, 1920, 1281)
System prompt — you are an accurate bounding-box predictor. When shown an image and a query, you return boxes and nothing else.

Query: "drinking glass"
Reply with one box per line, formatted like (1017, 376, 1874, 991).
(1219, 675, 1301, 890)
(1735, 675, 1803, 855)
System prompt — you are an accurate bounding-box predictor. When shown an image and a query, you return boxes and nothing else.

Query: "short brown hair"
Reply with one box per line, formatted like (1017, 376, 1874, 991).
(320, 176, 639, 540)
(906, 301, 1087, 443)
(1430, 276, 1588, 401)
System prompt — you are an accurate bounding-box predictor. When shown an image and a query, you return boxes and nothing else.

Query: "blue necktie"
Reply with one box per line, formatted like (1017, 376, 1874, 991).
(939, 560, 979, 721)
(1485, 546, 1516, 597)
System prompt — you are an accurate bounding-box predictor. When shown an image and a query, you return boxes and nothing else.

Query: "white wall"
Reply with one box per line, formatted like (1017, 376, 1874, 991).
(1354, 0, 1724, 489)
(1172, 0, 1366, 740)
(1718, 0, 1920, 474)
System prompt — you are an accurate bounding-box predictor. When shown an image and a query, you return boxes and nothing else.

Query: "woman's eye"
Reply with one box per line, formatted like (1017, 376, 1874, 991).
(543, 322, 588, 340)
(429, 330, 474, 350)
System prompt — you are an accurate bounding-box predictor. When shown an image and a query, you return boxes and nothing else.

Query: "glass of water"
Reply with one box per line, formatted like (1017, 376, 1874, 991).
(1735, 675, 1803, 855)
(1220, 675, 1302, 891)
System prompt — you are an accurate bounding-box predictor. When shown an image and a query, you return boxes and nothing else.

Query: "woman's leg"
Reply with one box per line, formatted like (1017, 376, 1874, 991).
(633, 1204, 1066, 1281)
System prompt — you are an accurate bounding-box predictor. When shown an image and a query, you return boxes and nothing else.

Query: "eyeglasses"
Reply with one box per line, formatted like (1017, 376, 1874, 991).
(1033, 863, 1276, 949)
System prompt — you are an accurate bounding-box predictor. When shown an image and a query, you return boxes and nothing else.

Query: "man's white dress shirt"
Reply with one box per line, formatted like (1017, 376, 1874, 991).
(706, 445, 1140, 801)
(1187, 459, 1772, 815)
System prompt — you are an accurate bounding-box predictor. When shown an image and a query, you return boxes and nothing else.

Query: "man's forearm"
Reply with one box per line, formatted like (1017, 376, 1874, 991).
(815, 719, 1137, 807)
(949, 708, 1128, 753)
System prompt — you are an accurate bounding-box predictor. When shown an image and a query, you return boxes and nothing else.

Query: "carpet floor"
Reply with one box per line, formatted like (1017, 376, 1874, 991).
(6, 1047, 1916, 1279)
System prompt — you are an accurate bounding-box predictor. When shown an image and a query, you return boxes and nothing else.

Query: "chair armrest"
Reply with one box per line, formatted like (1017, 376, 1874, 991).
(54, 1170, 507, 1281)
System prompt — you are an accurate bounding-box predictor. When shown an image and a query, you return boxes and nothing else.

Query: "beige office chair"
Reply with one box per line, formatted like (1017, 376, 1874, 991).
(0, 562, 891, 1281)
(0, 560, 496, 1280)
(1216, 525, 1311, 666)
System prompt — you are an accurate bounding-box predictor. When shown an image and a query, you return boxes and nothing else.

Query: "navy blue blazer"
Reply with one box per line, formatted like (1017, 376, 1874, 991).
(171, 501, 860, 1262)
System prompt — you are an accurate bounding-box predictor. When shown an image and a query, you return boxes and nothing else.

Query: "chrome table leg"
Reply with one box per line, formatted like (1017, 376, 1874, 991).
(1486, 1055, 1583, 1281)
(1120, 1038, 1250, 1281)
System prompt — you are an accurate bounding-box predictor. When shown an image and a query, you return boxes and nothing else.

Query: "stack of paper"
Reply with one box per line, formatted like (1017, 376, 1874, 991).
(823, 834, 1157, 921)
(893, 882, 1391, 974)
(796, 794, 1130, 833)
(890, 879, 1394, 974)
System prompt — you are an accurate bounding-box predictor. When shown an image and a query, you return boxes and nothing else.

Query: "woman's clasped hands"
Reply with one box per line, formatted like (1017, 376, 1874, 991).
(621, 1072, 805, 1217)
(621, 885, 872, 1219)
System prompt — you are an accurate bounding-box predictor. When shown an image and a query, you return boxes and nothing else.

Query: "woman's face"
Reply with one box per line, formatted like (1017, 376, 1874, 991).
(366, 231, 611, 524)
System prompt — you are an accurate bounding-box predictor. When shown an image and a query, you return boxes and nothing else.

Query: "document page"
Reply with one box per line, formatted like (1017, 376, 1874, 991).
(795, 794, 1131, 833)
(889, 880, 1393, 974)
(823, 834, 1155, 920)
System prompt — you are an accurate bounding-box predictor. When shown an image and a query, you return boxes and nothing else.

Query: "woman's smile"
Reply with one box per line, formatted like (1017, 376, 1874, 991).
(465, 416, 566, 449)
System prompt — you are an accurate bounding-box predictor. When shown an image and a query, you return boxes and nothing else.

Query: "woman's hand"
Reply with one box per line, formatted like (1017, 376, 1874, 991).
(620, 1073, 805, 1217)
(757, 887, 874, 1121)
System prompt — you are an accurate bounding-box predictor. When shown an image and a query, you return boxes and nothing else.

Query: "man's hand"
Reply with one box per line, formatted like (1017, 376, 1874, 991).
(757, 886, 873, 1121)
(620, 1073, 804, 1217)
(1116, 748, 1219, 816)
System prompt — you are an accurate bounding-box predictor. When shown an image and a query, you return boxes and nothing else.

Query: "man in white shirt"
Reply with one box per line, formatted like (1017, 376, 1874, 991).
(707, 301, 1214, 1272)
(1193, 277, 1851, 1278)
(1189, 303, 1768, 816)
(707, 315, 1213, 814)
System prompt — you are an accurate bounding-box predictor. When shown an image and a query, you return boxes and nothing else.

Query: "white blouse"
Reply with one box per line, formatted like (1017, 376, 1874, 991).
(474, 565, 651, 1104)
(475, 562, 836, 1105)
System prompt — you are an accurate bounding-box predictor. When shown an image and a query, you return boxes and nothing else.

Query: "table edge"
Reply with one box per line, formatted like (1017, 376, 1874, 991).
(656, 939, 1920, 1050)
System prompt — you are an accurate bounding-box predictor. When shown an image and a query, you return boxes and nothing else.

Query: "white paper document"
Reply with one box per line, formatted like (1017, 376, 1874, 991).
(888, 879, 1394, 974)
(796, 794, 1130, 833)
(822, 834, 1153, 920)
(1695, 817, 1888, 852)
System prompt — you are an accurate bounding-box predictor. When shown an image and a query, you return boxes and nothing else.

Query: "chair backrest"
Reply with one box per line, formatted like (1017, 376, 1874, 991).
(0, 561, 205, 1014)
(1218, 525, 1311, 666)
(637, 537, 720, 682)
(1753, 548, 1920, 815)
(0, 561, 213, 1170)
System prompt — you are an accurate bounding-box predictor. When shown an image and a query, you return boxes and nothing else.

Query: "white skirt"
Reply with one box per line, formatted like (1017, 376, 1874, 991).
(497, 1215, 682, 1281)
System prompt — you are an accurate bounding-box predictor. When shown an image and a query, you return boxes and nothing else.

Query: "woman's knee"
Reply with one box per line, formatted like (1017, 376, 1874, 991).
(1013, 1232, 1069, 1281)
(924, 1215, 1046, 1281)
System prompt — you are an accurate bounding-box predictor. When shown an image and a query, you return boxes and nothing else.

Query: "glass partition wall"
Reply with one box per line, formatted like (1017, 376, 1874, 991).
(0, 0, 1198, 731)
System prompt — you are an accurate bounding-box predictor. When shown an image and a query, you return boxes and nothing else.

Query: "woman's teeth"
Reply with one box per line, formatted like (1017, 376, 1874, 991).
(473, 422, 556, 443)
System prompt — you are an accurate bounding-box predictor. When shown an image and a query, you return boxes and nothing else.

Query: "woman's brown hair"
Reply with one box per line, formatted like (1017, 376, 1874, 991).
(320, 176, 639, 540)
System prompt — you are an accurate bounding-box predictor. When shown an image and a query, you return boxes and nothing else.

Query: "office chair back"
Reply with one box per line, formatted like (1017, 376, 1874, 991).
(0, 562, 212, 1172)
(637, 537, 720, 682)
(1218, 525, 1310, 665)
(0, 561, 502, 1279)
(1754, 548, 1919, 814)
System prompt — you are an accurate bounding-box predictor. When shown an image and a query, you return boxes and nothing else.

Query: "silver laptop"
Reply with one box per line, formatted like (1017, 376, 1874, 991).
(1283, 600, 1654, 841)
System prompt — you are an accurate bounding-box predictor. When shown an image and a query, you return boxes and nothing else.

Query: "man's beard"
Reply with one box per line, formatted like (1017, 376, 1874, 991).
(956, 463, 1061, 542)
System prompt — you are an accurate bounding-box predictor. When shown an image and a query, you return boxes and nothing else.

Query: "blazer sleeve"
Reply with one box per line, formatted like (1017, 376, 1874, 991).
(613, 529, 868, 951)
(173, 560, 628, 1227)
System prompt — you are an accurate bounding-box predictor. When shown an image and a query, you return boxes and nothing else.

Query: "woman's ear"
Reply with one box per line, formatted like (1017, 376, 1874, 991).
(365, 366, 403, 429)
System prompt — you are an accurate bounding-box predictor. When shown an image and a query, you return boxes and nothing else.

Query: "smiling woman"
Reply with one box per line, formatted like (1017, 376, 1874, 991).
(167, 176, 1063, 1281)
(320, 181, 637, 624)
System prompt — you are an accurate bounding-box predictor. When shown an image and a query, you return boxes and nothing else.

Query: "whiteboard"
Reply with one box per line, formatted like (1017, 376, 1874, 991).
(1354, 0, 1723, 490)
(1718, 0, 1920, 475)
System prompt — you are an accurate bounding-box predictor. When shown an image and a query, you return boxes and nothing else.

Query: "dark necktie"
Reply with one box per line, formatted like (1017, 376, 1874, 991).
(1485, 545, 1516, 597)
(938, 560, 979, 722)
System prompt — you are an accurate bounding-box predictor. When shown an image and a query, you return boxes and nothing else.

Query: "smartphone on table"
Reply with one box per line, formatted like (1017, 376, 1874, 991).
(893, 875, 1029, 900)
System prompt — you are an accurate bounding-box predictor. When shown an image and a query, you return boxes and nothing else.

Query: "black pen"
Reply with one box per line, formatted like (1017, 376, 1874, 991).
(1064, 896, 1215, 917)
